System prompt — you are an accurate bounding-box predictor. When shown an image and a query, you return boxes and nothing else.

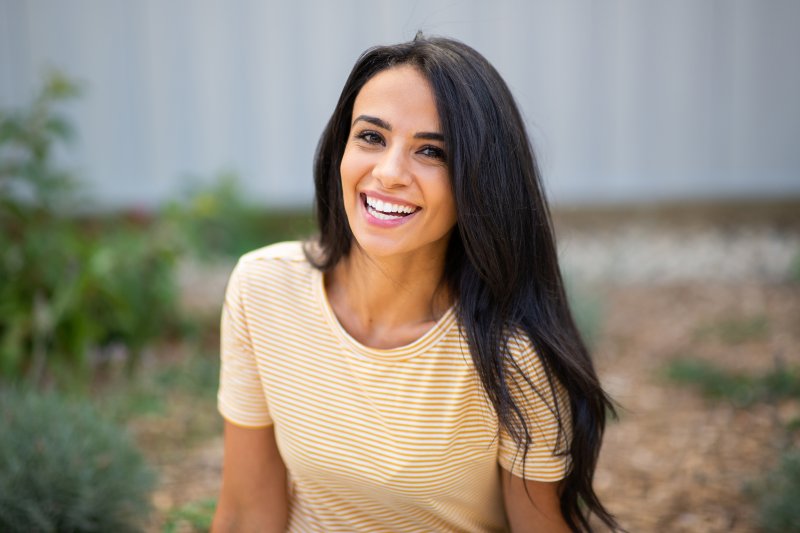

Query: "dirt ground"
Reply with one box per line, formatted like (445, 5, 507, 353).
(149, 203, 800, 532)
(592, 282, 799, 532)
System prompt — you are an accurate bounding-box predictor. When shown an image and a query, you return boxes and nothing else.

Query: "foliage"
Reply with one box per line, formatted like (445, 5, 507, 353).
(664, 357, 800, 406)
(751, 449, 800, 532)
(0, 71, 183, 388)
(0, 387, 155, 532)
(162, 172, 314, 260)
(0, 70, 81, 210)
(162, 499, 216, 533)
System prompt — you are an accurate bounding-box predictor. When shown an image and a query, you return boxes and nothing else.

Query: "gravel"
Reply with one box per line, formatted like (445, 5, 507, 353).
(558, 223, 800, 284)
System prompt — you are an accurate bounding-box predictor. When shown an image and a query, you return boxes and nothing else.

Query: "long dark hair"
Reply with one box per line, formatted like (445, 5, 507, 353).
(305, 34, 618, 532)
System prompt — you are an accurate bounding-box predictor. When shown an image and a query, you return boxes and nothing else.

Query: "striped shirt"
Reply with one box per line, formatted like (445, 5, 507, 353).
(218, 241, 570, 532)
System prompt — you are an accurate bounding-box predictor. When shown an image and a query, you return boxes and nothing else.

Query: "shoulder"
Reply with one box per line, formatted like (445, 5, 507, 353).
(234, 241, 310, 278)
(227, 241, 316, 299)
(239, 240, 308, 266)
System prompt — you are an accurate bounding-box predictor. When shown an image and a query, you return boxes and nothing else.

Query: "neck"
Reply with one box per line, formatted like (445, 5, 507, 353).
(326, 244, 452, 344)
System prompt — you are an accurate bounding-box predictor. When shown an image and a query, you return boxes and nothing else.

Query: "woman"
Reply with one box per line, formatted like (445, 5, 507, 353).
(212, 34, 618, 532)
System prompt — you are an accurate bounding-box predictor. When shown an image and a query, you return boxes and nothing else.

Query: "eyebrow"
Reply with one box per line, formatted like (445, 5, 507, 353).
(352, 114, 444, 142)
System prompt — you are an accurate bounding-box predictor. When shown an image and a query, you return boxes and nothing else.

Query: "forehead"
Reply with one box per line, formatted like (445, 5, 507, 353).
(352, 65, 440, 129)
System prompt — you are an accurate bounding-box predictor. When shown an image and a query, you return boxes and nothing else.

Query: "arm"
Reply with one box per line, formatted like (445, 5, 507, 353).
(212, 421, 289, 533)
(501, 467, 570, 533)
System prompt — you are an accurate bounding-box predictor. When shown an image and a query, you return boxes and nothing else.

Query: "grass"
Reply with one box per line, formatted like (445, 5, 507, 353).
(664, 357, 800, 406)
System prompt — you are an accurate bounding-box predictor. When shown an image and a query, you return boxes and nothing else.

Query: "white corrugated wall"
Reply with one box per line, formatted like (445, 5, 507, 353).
(1, 0, 798, 209)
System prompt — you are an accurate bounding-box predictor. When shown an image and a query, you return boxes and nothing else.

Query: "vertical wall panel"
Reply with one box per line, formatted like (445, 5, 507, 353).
(1, 0, 798, 208)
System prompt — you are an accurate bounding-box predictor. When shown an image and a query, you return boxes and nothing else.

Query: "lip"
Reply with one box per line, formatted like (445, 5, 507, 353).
(359, 192, 421, 228)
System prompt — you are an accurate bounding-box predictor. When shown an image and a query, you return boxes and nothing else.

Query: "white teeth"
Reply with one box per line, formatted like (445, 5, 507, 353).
(364, 195, 417, 214)
(367, 205, 402, 220)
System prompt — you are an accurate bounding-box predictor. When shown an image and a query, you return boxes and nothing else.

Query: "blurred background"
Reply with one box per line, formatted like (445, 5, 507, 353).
(1, 1, 798, 532)
(3, 1, 800, 207)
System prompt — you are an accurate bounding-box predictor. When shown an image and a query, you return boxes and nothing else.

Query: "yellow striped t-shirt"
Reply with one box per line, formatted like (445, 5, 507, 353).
(218, 241, 570, 532)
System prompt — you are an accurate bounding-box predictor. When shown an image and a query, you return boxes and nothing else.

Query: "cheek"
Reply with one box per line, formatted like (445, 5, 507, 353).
(339, 145, 366, 190)
(339, 158, 361, 212)
(339, 148, 365, 222)
(339, 149, 355, 190)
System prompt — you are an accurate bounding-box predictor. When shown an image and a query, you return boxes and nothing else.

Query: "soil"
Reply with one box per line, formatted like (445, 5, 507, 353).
(145, 203, 800, 532)
(591, 282, 799, 532)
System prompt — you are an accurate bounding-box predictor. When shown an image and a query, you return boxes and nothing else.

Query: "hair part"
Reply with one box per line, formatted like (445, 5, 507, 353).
(305, 33, 618, 532)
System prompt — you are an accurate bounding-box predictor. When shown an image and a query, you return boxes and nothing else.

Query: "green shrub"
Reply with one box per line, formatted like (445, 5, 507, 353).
(0, 71, 183, 387)
(0, 387, 155, 532)
(0, 70, 81, 211)
(162, 172, 314, 260)
(752, 449, 800, 532)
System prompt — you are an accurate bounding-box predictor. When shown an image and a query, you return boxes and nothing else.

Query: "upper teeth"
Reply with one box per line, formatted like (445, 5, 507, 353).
(365, 196, 417, 214)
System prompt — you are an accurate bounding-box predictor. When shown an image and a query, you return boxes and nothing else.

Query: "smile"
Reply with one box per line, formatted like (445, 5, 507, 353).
(361, 193, 420, 225)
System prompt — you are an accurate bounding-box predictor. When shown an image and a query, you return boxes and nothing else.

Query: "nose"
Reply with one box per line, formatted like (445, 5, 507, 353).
(372, 145, 412, 188)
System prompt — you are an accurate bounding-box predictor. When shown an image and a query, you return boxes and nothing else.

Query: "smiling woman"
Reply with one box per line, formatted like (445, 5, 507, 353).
(212, 34, 618, 533)
(340, 65, 456, 263)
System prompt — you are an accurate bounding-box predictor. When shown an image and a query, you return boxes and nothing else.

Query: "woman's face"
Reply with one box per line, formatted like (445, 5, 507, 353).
(340, 65, 457, 263)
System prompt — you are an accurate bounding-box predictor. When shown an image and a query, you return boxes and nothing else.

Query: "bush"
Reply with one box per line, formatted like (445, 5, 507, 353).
(0, 387, 155, 532)
(0, 71, 182, 387)
(162, 172, 314, 260)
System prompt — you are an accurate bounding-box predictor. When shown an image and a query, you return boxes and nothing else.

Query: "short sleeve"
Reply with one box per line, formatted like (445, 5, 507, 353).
(497, 337, 572, 481)
(217, 259, 273, 428)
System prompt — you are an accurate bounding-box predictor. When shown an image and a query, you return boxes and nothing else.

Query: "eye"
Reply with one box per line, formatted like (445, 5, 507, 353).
(418, 145, 447, 162)
(354, 130, 384, 145)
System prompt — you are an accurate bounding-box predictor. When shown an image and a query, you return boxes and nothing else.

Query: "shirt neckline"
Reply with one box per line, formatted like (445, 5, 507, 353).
(312, 267, 458, 361)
